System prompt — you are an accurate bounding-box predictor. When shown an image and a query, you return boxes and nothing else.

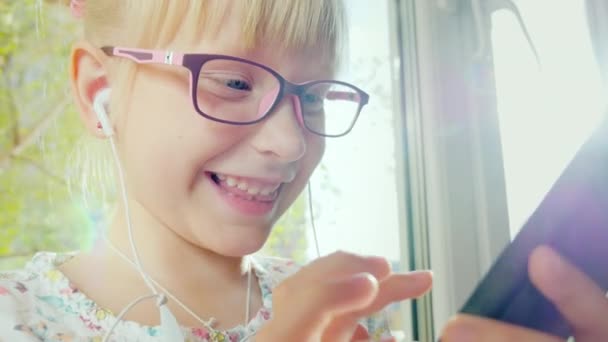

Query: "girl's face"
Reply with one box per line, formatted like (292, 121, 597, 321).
(114, 11, 332, 257)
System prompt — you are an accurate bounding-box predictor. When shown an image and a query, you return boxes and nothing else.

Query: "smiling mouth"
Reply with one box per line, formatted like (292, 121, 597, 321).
(208, 172, 282, 202)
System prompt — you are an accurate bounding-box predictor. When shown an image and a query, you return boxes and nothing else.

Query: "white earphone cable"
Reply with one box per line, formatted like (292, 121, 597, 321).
(102, 136, 172, 341)
(245, 258, 253, 324)
(103, 293, 159, 340)
(241, 183, 322, 342)
(100, 126, 252, 341)
(103, 237, 219, 329)
(307, 182, 321, 258)
(108, 137, 158, 296)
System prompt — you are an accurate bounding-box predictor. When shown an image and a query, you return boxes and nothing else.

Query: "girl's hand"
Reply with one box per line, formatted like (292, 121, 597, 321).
(441, 245, 608, 341)
(255, 251, 433, 342)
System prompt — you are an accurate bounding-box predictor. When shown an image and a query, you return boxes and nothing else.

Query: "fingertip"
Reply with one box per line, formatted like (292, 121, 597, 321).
(528, 245, 567, 293)
(350, 272, 380, 292)
(418, 270, 434, 284)
(529, 245, 558, 267)
(408, 270, 434, 293)
(529, 245, 608, 334)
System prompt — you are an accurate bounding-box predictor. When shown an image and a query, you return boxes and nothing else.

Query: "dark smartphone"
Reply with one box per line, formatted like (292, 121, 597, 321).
(458, 116, 608, 338)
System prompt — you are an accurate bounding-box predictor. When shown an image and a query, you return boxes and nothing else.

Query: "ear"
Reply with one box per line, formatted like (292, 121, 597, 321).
(69, 40, 111, 139)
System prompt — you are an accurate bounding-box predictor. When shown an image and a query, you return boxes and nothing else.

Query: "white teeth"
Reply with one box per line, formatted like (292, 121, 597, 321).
(247, 187, 261, 195)
(215, 173, 279, 195)
(226, 177, 237, 187)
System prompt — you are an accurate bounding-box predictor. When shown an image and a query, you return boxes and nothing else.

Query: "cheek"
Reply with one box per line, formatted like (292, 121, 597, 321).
(122, 116, 244, 194)
(277, 136, 325, 214)
(293, 135, 325, 189)
(305, 135, 325, 173)
(116, 77, 247, 208)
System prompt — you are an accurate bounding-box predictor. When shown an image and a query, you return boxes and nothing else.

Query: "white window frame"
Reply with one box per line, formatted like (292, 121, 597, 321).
(389, 0, 512, 339)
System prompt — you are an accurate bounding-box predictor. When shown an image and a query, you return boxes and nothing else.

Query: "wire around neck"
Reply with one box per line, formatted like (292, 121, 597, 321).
(307, 182, 321, 258)
(103, 135, 254, 341)
(102, 236, 219, 328)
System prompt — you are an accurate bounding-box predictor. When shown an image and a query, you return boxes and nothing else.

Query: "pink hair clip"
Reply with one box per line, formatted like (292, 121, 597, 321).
(70, 0, 85, 18)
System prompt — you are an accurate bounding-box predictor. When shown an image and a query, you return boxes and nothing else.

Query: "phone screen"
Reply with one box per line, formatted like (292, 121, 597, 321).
(459, 117, 608, 337)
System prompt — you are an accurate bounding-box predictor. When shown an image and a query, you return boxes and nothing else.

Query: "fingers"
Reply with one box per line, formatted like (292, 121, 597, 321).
(529, 245, 608, 340)
(441, 314, 563, 342)
(440, 246, 608, 341)
(322, 271, 433, 342)
(263, 272, 379, 342)
(300, 251, 392, 283)
(262, 251, 416, 342)
(356, 271, 432, 315)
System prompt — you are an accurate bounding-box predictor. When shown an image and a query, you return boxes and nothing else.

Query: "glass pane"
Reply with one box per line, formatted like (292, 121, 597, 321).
(491, 0, 605, 237)
(302, 82, 361, 136)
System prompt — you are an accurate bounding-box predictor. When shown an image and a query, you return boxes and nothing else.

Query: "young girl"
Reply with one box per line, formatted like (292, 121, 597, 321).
(0, 0, 433, 341)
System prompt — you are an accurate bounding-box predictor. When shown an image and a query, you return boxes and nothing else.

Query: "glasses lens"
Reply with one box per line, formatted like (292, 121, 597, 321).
(300, 82, 362, 136)
(196, 59, 280, 123)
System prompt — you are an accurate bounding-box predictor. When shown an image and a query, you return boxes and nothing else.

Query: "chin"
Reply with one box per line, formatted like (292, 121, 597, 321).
(202, 224, 272, 257)
(214, 240, 266, 257)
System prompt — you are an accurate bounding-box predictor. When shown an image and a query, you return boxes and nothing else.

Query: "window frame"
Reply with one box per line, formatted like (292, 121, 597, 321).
(390, 0, 512, 339)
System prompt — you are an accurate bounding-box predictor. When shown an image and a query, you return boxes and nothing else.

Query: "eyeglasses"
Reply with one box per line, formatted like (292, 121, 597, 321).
(101, 46, 369, 137)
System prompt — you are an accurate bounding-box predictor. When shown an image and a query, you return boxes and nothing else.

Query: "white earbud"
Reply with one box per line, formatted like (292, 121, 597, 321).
(93, 88, 114, 137)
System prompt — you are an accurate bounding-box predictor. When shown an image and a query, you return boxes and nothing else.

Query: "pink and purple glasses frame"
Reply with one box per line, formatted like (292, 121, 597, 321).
(101, 46, 370, 137)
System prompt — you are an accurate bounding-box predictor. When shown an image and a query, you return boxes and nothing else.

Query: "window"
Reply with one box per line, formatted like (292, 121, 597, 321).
(387, 1, 607, 338)
(491, 0, 605, 236)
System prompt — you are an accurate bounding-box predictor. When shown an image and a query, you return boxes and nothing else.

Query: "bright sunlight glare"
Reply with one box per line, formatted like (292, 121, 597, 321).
(492, 0, 605, 236)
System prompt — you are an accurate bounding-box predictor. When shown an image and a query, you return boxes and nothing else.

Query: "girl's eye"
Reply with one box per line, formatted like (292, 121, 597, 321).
(198, 72, 254, 101)
(302, 93, 321, 104)
(225, 79, 251, 91)
(301, 91, 325, 115)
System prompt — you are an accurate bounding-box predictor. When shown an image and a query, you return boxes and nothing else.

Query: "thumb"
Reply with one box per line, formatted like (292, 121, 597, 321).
(529, 245, 608, 338)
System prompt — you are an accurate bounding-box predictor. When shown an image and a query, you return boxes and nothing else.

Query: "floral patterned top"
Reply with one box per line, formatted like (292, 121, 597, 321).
(0, 252, 390, 341)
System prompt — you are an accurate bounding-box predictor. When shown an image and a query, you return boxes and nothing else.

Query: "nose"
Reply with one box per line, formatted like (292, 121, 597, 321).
(250, 95, 307, 162)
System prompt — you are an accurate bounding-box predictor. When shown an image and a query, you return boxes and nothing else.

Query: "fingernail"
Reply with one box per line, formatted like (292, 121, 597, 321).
(407, 270, 433, 284)
(411, 270, 433, 277)
(331, 272, 378, 294)
(354, 272, 379, 284)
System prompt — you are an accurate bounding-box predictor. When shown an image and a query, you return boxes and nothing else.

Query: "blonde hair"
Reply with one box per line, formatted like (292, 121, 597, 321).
(82, 0, 347, 110)
(66, 0, 347, 218)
